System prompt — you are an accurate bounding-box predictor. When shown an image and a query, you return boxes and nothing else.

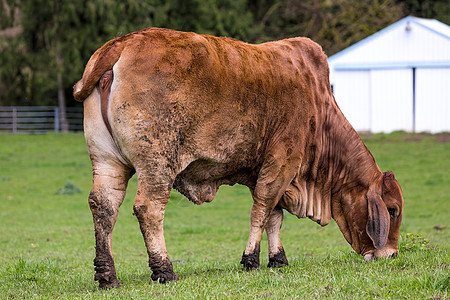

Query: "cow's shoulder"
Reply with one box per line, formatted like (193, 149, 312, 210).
(283, 37, 328, 71)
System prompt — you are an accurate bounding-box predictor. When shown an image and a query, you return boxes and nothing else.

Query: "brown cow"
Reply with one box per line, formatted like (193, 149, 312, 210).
(74, 28, 404, 288)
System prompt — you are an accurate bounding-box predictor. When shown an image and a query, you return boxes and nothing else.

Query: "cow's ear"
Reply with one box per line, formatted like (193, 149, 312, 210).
(382, 171, 396, 194)
(366, 193, 390, 249)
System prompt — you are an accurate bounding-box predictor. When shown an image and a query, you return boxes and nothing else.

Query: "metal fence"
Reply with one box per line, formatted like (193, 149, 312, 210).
(0, 106, 83, 133)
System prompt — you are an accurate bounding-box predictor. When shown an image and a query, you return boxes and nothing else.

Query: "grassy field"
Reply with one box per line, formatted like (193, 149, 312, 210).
(0, 132, 448, 299)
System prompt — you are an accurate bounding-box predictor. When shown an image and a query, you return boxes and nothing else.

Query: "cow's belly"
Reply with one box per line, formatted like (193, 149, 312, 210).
(173, 158, 256, 205)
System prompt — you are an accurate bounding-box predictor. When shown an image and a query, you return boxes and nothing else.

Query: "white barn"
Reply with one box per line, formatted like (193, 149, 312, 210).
(328, 16, 450, 133)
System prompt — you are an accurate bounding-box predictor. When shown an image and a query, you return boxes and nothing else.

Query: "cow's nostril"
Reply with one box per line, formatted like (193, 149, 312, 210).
(391, 252, 398, 258)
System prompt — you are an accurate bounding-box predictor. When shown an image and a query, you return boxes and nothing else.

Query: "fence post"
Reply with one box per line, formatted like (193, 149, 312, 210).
(54, 107, 60, 132)
(12, 107, 17, 133)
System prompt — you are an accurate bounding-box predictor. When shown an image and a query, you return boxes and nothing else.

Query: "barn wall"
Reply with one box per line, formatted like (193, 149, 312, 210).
(370, 69, 413, 133)
(416, 68, 450, 133)
(333, 69, 415, 133)
(332, 70, 371, 131)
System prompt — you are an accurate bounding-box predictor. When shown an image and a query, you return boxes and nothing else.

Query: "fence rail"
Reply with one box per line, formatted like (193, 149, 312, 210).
(0, 106, 83, 133)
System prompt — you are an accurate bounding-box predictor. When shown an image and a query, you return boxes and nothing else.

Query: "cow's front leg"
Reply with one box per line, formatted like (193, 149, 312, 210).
(241, 154, 299, 270)
(133, 180, 177, 283)
(266, 206, 289, 268)
(89, 170, 129, 289)
(240, 201, 266, 270)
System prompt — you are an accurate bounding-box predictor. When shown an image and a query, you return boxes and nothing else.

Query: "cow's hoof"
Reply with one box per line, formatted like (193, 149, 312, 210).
(151, 270, 179, 283)
(95, 274, 120, 289)
(268, 248, 289, 268)
(94, 257, 120, 289)
(240, 252, 260, 270)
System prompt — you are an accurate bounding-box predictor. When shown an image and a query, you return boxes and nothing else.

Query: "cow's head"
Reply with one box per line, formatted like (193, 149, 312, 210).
(334, 171, 404, 261)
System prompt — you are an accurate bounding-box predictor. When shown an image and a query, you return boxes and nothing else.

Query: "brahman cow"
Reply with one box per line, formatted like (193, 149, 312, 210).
(74, 28, 404, 288)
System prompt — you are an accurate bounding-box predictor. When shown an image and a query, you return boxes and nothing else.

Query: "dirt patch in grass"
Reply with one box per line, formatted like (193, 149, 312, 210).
(435, 133, 450, 143)
(360, 132, 450, 143)
(404, 133, 433, 142)
(404, 132, 450, 143)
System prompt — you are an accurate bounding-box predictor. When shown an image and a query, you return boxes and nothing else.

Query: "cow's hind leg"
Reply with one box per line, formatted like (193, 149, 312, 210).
(266, 206, 289, 268)
(133, 173, 177, 283)
(89, 166, 130, 289)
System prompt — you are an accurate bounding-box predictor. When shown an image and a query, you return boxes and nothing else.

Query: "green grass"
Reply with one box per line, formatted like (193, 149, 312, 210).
(0, 132, 449, 299)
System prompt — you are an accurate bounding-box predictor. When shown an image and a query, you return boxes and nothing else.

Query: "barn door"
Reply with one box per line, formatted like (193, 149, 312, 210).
(370, 69, 413, 133)
(416, 68, 450, 133)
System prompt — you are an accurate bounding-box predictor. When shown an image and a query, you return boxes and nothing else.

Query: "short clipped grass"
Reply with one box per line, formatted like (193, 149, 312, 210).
(0, 132, 448, 299)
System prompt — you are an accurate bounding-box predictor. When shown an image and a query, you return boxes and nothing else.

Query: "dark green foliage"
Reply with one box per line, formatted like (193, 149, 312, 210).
(402, 233, 432, 252)
(247, 0, 405, 54)
(0, 0, 447, 106)
(395, 0, 450, 24)
(55, 181, 82, 195)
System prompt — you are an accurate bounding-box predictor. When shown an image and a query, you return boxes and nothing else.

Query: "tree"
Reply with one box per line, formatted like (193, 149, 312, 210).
(248, 0, 405, 55)
(0, 0, 26, 105)
(395, 0, 450, 25)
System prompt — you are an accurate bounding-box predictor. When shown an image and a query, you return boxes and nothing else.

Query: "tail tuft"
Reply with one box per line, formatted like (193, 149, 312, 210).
(73, 80, 85, 102)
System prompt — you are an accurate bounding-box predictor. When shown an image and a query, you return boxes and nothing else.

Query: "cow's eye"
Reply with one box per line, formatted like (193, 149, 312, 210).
(387, 208, 396, 218)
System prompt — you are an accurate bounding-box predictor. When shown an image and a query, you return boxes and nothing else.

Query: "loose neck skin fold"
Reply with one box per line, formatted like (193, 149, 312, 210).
(281, 95, 382, 241)
(317, 98, 382, 250)
(319, 100, 381, 199)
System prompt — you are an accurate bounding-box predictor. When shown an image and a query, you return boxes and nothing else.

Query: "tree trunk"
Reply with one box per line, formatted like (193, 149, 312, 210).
(55, 0, 69, 132)
(57, 69, 69, 132)
(56, 50, 69, 132)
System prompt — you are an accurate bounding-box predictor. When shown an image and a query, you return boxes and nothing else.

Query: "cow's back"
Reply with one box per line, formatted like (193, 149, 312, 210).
(115, 30, 328, 142)
(82, 28, 333, 203)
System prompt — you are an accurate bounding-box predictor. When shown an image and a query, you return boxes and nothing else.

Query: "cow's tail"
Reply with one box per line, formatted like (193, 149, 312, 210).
(73, 38, 126, 102)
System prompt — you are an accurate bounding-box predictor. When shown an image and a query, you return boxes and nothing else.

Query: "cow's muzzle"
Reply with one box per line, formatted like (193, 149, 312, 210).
(364, 249, 398, 262)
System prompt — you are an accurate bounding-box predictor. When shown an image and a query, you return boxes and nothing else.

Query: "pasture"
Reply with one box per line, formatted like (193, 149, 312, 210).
(0, 132, 448, 299)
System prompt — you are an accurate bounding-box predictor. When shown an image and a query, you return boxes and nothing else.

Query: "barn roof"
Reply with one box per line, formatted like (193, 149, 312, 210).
(412, 17, 450, 38)
(328, 16, 450, 71)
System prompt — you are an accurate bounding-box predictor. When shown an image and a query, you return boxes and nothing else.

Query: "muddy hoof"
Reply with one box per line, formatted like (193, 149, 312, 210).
(96, 275, 120, 289)
(94, 257, 120, 289)
(240, 252, 260, 270)
(268, 248, 289, 268)
(151, 270, 179, 283)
